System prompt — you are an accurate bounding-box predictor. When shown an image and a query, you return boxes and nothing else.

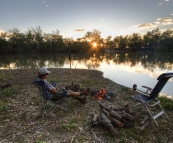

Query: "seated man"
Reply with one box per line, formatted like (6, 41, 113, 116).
(37, 67, 89, 103)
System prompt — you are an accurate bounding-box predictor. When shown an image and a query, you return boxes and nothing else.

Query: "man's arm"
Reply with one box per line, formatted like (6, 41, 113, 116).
(50, 87, 57, 94)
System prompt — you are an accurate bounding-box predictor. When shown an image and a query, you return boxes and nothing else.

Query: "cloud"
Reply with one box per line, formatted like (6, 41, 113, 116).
(120, 19, 129, 23)
(42, 0, 54, 10)
(94, 18, 105, 25)
(137, 22, 158, 29)
(157, 17, 173, 25)
(157, 0, 172, 7)
(45, 5, 51, 7)
(73, 29, 85, 32)
(136, 17, 173, 30)
(171, 14, 173, 15)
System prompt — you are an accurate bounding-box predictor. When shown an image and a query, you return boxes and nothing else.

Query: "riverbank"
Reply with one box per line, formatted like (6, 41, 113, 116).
(0, 68, 173, 142)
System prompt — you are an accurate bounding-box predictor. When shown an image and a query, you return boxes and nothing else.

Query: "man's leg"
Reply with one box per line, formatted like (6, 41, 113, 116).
(67, 88, 90, 103)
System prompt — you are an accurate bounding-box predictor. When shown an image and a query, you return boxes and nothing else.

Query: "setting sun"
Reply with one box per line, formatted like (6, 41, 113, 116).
(92, 42, 97, 47)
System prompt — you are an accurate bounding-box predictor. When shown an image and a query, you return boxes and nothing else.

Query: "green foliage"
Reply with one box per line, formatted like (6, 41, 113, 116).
(0, 86, 19, 98)
(0, 100, 8, 111)
(1, 26, 173, 54)
(61, 120, 78, 131)
(158, 96, 173, 110)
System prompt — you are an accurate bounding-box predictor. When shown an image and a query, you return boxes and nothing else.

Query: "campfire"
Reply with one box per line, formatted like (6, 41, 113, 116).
(91, 88, 114, 100)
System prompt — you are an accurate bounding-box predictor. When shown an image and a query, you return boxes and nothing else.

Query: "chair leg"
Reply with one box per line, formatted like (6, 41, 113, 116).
(143, 103, 159, 126)
(158, 103, 169, 119)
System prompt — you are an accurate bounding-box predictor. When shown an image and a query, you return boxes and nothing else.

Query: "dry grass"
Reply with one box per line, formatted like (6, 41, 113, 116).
(0, 68, 173, 143)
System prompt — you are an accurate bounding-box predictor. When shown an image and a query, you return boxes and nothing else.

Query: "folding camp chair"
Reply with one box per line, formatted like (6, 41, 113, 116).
(130, 72, 173, 126)
(35, 78, 68, 117)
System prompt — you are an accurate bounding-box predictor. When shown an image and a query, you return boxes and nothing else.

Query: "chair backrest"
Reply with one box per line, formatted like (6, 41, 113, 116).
(147, 73, 173, 101)
(35, 78, 48, 101)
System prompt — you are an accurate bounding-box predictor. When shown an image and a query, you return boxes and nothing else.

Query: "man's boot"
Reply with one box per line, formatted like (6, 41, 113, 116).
(75, 96, 86, 104)
(80, 88, 90, 96)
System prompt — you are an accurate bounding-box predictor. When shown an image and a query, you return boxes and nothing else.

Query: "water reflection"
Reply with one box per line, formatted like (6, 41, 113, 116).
(0, 53, 173, 95)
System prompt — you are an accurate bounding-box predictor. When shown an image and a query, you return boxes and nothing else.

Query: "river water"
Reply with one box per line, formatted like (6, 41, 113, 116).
(0, 52, 173, 96)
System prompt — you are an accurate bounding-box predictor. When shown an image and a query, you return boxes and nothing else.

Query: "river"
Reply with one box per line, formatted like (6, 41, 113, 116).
(0, 52, 173, 96)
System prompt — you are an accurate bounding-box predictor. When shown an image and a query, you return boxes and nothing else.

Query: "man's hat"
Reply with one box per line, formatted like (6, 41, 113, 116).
(38, 67, 51, 74)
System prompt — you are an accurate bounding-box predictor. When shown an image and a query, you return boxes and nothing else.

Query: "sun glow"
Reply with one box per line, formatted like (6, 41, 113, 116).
(92, 42, 97, 47)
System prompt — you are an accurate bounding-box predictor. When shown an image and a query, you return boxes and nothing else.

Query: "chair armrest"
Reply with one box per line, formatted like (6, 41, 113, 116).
(141, 86, 153, 93)
(135, 90, 150, 97)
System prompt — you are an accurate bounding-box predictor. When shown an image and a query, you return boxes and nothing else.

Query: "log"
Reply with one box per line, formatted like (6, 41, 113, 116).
(0, 83, 12, 89)
(140, 121, 151, 131)
(97, 102, 110, 111)
(109, 110, 123, 121)
(133, 111, 146, 121)
(102, 108, 109, 116)
(92, 114, 99, 122)
(107, 115, 123, 127)
(123, 102, 129, 107)
(95, 120, 118, 135)
(109, 106, 129, 112)
(122, 111, 134, 122)
(127, 108, 136, 116)
(118, 118, 134, 128)
(100, 113, 111, 122)
(140, 116, 150, 125)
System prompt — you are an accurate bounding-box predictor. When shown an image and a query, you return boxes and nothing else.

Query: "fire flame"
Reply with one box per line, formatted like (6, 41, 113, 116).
(93, 88, 107, 100)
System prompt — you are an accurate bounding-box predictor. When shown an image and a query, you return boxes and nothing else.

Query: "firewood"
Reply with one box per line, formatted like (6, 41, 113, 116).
(100, 113, 111, 122)
(140, 121, 151, 131)
(102, 108, 109, 116)
(133, 111, 146, 120)
(107, 115, 123, 127)
(140, 116, 150, 125)
(92, 114, 99, 122)
(123, 102, 129, 107)
(109, 110, 123, 121)
(127, 108, 136, 116)
(110, 107, 129, 112)
(0, 83, 12, 89)
(95, 120, 118, 135)
(121, 111, 134, 122)
(97, 102, 110, 111)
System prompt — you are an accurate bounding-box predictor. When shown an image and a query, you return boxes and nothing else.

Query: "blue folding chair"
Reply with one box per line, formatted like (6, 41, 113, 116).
(35, 78, 68, 117)
(130, 73, 173, 126)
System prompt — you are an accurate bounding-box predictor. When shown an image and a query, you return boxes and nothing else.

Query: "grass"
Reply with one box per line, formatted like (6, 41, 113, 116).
(0, 73, 5, 80)
(158, 96, 173, 110)
(0, 86, 20, 98)
(0, 68, 173, 143)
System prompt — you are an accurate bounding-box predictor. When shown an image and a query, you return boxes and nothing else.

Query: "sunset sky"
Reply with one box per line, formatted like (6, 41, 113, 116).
(0, 0, 173, 39)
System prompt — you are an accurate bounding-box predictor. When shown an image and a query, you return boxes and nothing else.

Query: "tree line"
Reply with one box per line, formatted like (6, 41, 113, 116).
(0, 26, 173, 54)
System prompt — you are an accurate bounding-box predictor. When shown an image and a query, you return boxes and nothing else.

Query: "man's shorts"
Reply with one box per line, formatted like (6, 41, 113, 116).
(63, 89, 69, 97)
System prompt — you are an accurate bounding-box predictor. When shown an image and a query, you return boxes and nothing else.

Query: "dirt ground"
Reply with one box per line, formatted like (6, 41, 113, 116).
(0, 68, 173, 143)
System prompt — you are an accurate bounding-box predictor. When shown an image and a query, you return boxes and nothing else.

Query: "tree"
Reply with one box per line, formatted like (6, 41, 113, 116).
(32, 26, 43, 53)
(84, 29, 101, 46)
